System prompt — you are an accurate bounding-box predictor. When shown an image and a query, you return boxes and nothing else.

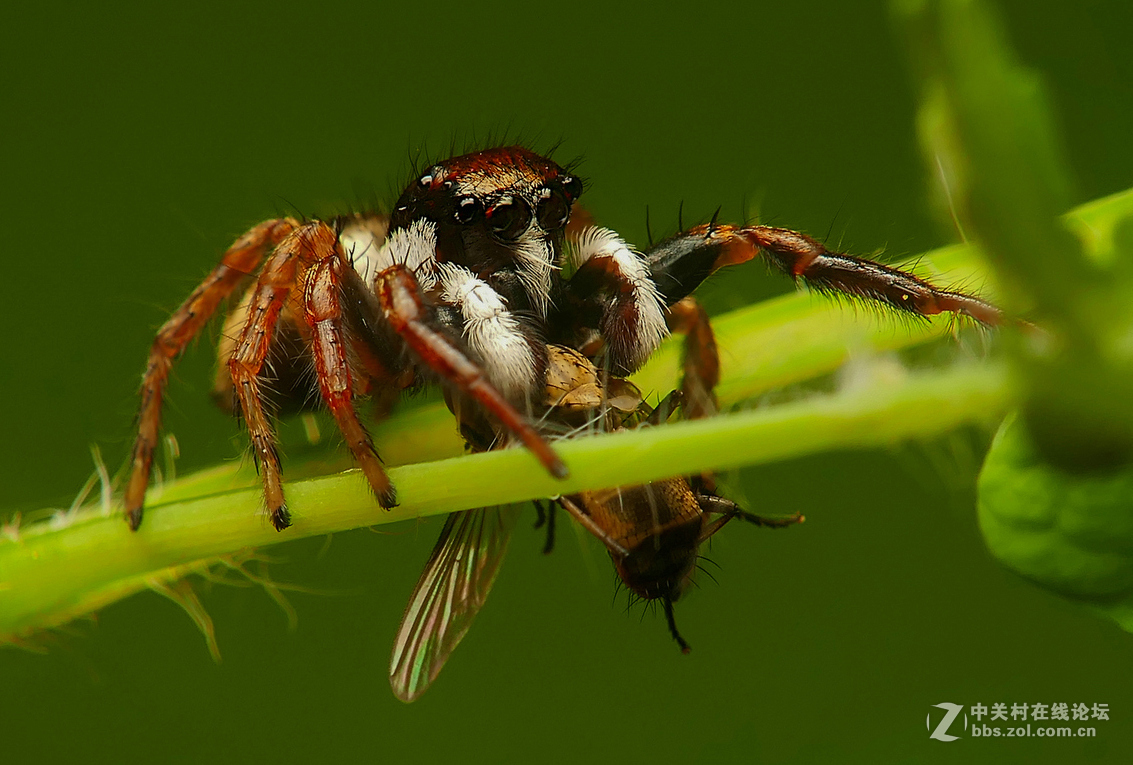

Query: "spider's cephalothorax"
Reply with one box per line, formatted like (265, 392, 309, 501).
(124, 145, 1001, 533)
(387, 147, 580, 318)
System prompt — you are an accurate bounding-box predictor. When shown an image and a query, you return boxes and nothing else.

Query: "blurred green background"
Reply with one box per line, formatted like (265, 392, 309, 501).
(2, 0, 1132, 762)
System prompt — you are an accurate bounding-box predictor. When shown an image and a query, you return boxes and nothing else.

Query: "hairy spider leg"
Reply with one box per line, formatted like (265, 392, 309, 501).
(304, 257, 397, 512)
(664, 296, 720, 421)
(227, 222, 419, 531)
(559, 227, 669, 375)
(125, 217, 299, 530)
(227, 222, 342, 531)
(134, 213, 572, 532)
(646, 223, 1003, 327)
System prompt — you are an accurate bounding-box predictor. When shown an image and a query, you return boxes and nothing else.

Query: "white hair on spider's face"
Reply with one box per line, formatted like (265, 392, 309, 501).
(459, 223, 558, 320)
(509, 232, 557, 319)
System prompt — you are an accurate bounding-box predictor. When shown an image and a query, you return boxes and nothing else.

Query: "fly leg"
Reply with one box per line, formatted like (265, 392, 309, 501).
(697, 494, 805, 542)
(532, 499, 557, 555)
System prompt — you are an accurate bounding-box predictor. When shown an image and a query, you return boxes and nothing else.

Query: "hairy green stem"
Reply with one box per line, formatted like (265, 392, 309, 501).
(2, 364, 1008, 642)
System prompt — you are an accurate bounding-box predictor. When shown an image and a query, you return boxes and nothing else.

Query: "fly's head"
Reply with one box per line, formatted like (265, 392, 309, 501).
(614, 515, 703, 603)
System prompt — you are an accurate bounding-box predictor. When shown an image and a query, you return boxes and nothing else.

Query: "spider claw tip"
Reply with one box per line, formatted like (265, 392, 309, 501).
(271, 507, 292, 531)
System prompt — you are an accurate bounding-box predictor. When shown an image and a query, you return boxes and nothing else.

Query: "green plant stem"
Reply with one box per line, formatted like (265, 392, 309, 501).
(7, 185, 1131, 642)
(2, 363, 1008, 641)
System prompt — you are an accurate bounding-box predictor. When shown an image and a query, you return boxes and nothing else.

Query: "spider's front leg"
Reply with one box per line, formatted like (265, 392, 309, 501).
(557, 229, 722, 419)
(558, 227, 670, 375)
(375, 264, 568, 480)
(647, 223, 1003, 326)
(560, 218, 999, 424)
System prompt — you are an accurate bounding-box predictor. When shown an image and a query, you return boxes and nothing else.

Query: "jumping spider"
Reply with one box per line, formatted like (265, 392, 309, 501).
(125, 145, 1000, 532)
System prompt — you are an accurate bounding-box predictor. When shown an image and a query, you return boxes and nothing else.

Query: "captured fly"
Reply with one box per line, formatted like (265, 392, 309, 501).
(389, 345, 801, 701)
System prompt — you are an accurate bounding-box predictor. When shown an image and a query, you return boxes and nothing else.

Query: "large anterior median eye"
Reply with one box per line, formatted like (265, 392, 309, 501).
(486, 196, 531, 241)
(535, 188, 570, 231)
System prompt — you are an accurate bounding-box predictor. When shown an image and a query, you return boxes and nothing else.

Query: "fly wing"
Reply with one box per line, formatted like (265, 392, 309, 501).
(389, 506, 520, 702)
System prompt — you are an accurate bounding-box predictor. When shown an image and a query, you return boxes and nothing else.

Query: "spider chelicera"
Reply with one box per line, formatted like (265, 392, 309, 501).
(124, 145, 1000, 532)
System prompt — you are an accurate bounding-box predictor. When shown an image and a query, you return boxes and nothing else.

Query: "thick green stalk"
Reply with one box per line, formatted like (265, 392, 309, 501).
(2, 364, 1008, 642)
(4, 186, 1131, 643)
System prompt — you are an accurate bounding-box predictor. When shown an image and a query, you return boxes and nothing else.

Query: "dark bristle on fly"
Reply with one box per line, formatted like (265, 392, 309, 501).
(663, 597, 692, 654)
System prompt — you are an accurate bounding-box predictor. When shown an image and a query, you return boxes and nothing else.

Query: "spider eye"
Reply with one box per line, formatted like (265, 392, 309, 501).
(486, 197, 531, 241)
(561, 175, 582, 201)
(454, 195, 482, 224)
(535, 188, 571, 231)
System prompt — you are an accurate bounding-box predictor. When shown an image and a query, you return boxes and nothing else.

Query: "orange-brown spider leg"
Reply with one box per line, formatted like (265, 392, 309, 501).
(125, 217, 298, 530)
(665, 296, 720, 421)
(746, 225, 1003, 324)
(305, 257, 397, 508)
(376, 265, 569, 480)
(228, 222, 336, 531)
(663, 295, 722, 493)
(647, 223, 1003, 326)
